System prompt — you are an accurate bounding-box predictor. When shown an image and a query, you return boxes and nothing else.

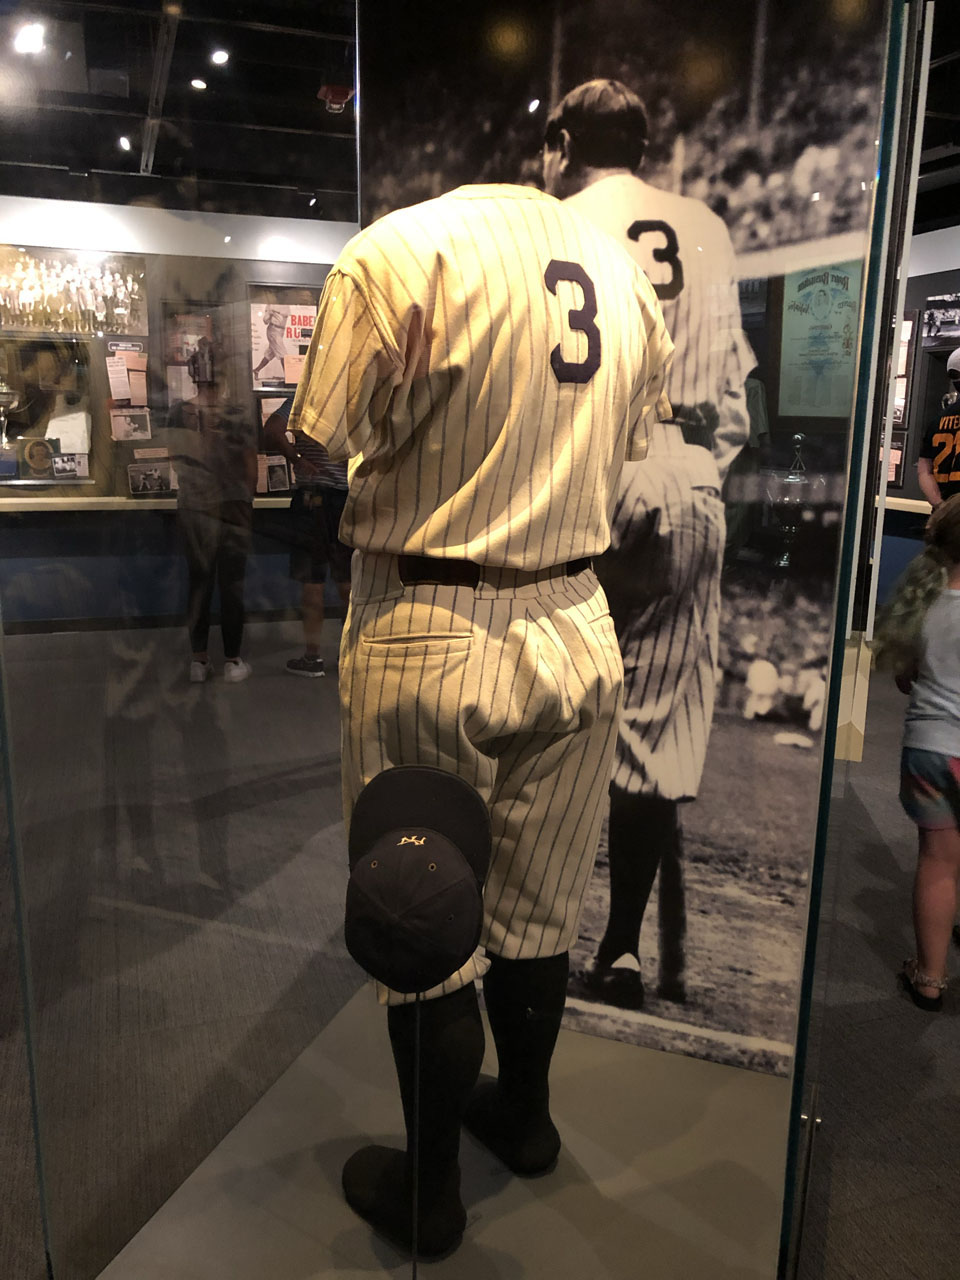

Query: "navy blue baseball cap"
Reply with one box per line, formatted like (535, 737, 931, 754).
(345, 767, 492, 994)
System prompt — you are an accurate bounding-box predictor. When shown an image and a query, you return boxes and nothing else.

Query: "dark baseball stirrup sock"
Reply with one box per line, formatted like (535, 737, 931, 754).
(464, 951, 569, 1175)
(657, 820, 687, 1001)
(341, 983, 484, 1258)
(596, 791, 678, 969)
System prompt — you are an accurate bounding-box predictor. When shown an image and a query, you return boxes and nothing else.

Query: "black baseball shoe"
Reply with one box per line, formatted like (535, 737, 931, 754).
(584, 952, 645, 1010)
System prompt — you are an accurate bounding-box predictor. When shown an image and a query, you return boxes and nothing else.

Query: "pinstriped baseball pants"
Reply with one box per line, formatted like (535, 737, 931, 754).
(340, 551, 624, 1006)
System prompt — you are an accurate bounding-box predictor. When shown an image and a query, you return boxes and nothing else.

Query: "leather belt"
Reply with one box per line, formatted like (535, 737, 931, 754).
(397, 555, 592, 589)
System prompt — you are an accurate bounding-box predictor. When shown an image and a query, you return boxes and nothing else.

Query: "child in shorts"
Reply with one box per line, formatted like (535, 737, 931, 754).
(875, 494, 960, 1010)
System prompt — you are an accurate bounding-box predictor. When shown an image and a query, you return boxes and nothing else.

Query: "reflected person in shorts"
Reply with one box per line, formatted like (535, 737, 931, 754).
(263, 396, 350, 676)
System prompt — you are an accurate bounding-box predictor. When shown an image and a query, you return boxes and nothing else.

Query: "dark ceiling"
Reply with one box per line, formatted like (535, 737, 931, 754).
(0, 2, 955, 238)
(0, 0, 359, 221)
(915, 4, 960, 236)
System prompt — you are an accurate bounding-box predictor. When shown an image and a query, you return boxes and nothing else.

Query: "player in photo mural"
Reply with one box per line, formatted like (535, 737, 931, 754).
(540, 78, 746, 1013)
(358, 0, 889, 1076)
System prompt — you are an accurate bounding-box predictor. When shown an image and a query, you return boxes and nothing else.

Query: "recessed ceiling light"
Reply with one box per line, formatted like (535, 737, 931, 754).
(191, 78, 207, 90)
(308, 196, 316, 207)
(223, 235, 232, 243)
(211, 49, 229, 65)
(119, 135, 132, 152)
(528, 98, 540, 113)
(13, 23, 45, 55)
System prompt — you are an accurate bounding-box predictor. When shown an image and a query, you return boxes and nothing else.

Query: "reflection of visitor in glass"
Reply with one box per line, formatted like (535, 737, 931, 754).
(167, 336, 257, 684)
(262, 395, 350, 679)
(874, 495, 960, 1011)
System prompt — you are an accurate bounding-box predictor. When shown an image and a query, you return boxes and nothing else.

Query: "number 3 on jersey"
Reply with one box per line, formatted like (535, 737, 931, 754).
(628, 220, 684, 301)
(544, 260, 601, 385)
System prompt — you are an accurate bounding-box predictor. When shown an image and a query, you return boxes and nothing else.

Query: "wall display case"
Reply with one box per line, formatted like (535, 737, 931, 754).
(0, 255, 330, 507)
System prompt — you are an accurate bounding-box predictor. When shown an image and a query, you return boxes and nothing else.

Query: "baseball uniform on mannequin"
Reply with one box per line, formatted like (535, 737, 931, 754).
(291, 182, 672, 1252)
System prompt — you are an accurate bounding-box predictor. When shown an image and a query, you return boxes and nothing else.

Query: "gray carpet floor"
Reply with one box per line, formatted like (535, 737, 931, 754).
(0, 621, 362, 1280)
(798, 675, 960, 1280)
(1, 809, 51, 1280)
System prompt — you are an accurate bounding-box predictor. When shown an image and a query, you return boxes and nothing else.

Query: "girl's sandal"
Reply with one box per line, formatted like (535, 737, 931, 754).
(900, 958, 947, 1012)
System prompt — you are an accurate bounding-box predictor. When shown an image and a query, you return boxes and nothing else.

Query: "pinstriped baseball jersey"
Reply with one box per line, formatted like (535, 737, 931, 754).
(597, 422, 724, 800)
(289, 184, 674, 569)
(563, 173, 752, 480)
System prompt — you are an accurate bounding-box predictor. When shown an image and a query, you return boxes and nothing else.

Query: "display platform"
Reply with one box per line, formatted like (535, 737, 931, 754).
(97, 986, 789, 1280)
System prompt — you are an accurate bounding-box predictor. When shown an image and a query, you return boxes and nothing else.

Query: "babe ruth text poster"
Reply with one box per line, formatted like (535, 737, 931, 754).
(250, 304, 316, 388)
(359, 0, 889, 1077)
(778, 260, 863, 418)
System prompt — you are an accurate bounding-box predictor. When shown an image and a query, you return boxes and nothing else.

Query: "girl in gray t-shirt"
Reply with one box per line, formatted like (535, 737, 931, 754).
(874, 495, 960, 1010)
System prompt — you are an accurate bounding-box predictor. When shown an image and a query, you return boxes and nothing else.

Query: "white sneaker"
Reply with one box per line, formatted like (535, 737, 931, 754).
(189, 660, 212, 683)
(223, 658, 252, 684)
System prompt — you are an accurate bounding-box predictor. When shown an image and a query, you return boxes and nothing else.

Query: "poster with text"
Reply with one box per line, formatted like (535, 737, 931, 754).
(779, 260, 863, 418)
(250, 304, 316, 389)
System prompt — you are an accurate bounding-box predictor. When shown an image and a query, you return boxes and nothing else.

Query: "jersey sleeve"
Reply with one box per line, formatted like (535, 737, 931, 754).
(289, 268, 405, 461)
(626, 279, 674, 461)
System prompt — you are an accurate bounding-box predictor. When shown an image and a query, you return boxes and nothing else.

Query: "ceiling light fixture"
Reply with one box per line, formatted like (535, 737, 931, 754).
(191, 78, 207, 90)
(308, 196, 317, 207)
(119, 135, 132, 152)
(211, 49, 229, 65)
(13, 22, 45, 55)
(528, 98, 540, 113)
(224, 235, 232, 243)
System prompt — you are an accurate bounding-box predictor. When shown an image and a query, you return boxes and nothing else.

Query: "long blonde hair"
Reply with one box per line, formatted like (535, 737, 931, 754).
(873, 494, 960, 672)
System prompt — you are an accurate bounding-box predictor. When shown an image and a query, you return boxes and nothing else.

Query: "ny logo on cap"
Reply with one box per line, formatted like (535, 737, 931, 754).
(397, 835, 426, 846)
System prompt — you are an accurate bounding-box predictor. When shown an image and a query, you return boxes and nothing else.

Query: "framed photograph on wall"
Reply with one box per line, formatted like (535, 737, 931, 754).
(921, 294, 960, 345)
(128, 459, 177, 495)
(110, 408, 152, 441)
(162, 303, 216, 407)
(0, 245, 147, 335)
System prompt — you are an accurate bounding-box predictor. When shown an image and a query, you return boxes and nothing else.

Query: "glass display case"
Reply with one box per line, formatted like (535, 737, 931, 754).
(0, 2, 906, 1278)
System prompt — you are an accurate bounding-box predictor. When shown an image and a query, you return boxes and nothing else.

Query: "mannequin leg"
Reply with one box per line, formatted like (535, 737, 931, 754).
(463, 951, 568, 1175)
(342, 983, 484, 1257)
